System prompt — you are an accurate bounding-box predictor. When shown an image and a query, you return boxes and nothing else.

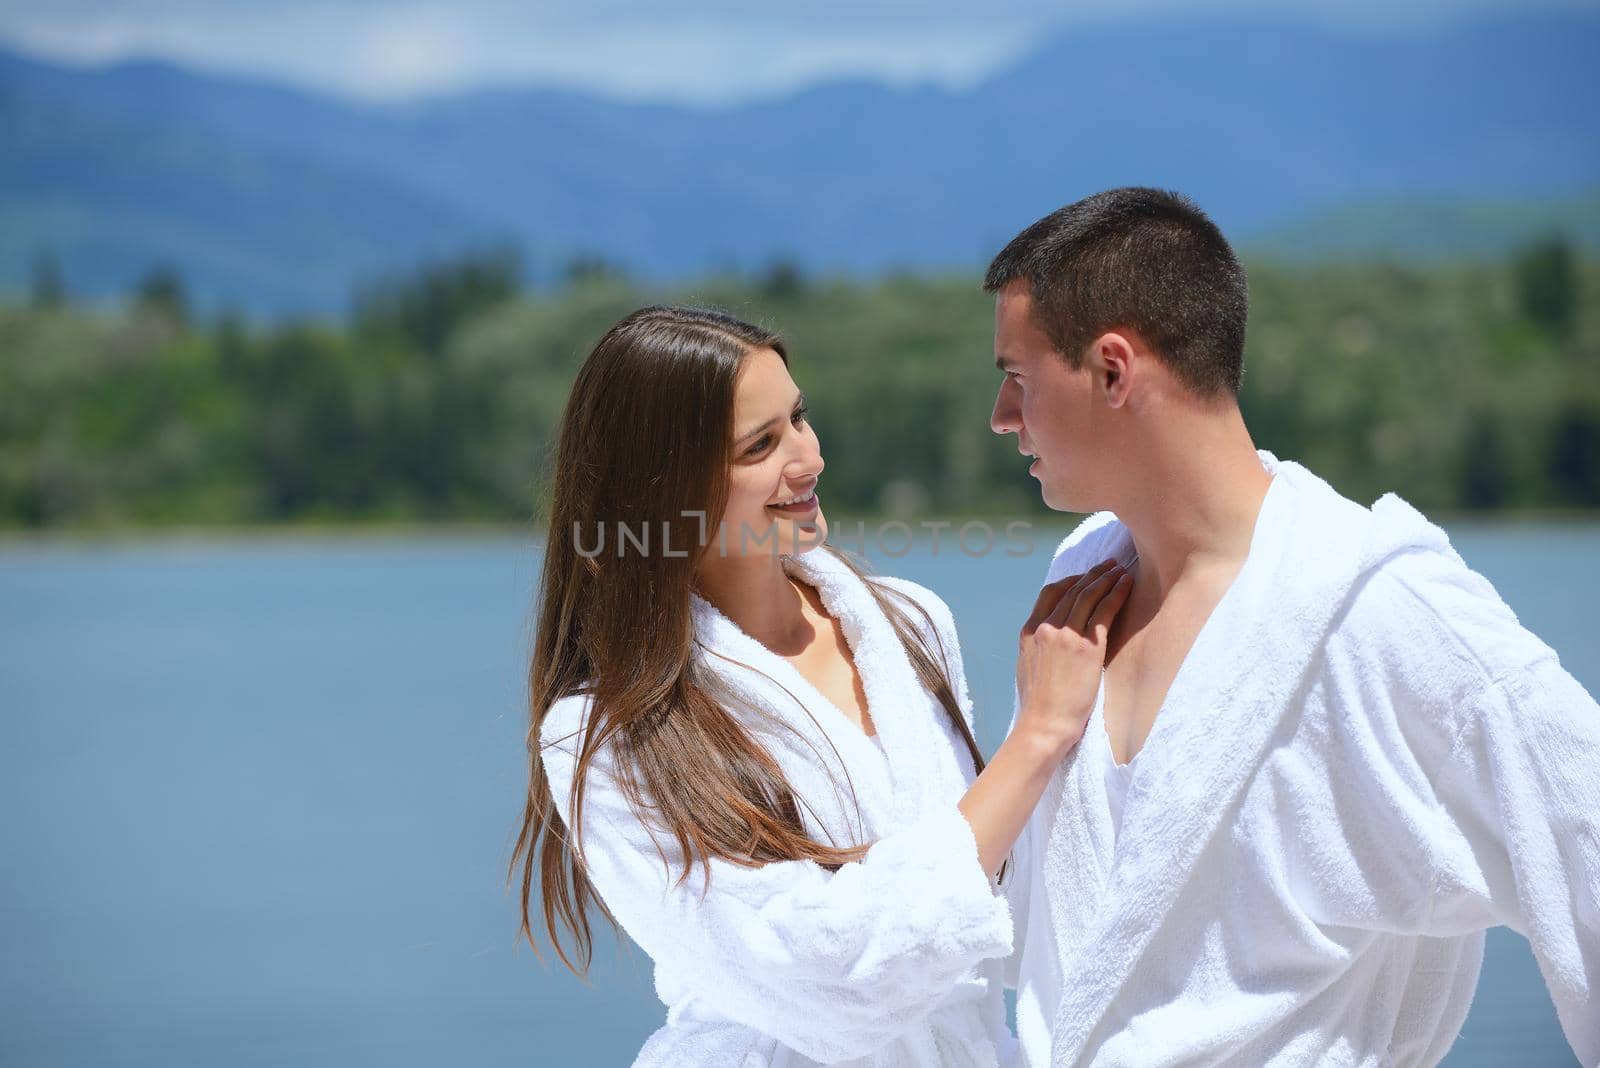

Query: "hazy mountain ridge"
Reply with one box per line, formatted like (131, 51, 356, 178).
(1244, 191, 1600, 262)
(2, 10, 1597, 315)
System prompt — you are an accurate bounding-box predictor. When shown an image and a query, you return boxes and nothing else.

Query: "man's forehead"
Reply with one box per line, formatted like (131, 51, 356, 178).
(996, 280, 1039, 322)
(998, 276, 1034, 302)
(996, 285, 1048, 337)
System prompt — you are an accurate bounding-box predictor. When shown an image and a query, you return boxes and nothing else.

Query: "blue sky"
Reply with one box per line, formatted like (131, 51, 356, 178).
(0, 0, 1586, 103)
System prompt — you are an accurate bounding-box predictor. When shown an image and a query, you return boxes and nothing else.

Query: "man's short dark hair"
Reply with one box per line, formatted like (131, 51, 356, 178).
(984, 187, 1248, 396)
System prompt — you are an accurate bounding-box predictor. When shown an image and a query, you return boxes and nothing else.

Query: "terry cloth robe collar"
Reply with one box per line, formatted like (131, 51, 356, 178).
(1042, 451, 1392, 1055)
(687, 547, 945, 846)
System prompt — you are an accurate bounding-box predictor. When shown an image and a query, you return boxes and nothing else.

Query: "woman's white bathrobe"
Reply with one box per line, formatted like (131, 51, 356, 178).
(541, 548, 1017, 1067)
(1007, 452, 1600, 1067)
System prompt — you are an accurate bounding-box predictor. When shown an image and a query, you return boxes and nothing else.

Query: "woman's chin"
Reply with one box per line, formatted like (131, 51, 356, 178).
(786, 511, 828, 552)
(766, 508, 827, 554)
(713, 510, 828, 556)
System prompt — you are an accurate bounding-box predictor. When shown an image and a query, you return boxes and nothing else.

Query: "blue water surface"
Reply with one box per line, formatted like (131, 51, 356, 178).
(0, 521, 1592, 1066)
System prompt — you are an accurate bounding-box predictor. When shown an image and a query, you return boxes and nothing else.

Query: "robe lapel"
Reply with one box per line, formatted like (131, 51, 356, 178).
(1042, 639, 1128, 965)
(1046, 458, 1378, 1062)
(687, 548, 939, 846)
(785, 548, 952, 828)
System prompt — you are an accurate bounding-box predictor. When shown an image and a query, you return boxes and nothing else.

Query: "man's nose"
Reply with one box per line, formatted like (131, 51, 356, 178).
(991, 382, 1020, 435)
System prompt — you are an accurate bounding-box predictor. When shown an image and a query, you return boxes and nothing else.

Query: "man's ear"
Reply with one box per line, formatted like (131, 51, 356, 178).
(1092, 332, 1135, 408)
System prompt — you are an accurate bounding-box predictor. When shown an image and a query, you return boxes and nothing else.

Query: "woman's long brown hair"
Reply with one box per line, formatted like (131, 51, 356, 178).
(509, 306, 988, 975)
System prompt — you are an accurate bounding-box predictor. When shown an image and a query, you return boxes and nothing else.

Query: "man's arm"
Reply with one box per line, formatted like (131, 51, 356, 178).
(1421, 653, 1600, 1065)
(1379, 555, 1600, 1065)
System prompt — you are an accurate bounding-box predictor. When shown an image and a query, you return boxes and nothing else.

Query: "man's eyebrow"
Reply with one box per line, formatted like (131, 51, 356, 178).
(736, 392, 806, 443)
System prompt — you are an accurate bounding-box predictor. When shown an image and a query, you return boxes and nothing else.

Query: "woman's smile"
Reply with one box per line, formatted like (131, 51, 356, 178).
(768, 487, 820, 516)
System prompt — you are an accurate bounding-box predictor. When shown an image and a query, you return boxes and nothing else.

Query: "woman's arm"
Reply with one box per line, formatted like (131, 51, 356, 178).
(961, 559, 1130, 876)
(542, 710, 1013, 1063)
(536, 561, 1124, 1060)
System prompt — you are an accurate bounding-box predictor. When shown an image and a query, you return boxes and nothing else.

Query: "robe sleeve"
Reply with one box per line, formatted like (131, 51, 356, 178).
(1420, 656, 1600, 1065)
(1373, 559, 1600, 1065)
(876, 575, 1041, 987)
(540, 696, 1014, 1064)
(1001, 813, 1035, 990)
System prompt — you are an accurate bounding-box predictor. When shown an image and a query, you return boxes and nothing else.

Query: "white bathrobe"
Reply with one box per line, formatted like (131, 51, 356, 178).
(541, 547, 1016, 1067)
(1008, 452, 1600, 1067)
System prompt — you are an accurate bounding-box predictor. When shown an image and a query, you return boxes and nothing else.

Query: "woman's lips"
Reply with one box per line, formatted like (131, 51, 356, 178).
(768, 492, 819, 516)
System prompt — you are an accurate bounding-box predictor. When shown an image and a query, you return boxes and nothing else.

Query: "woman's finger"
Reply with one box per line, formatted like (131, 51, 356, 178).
(1064, 563, 1129, 633)
(1083, 571, 1133, 643)
(1052, 564, 1124, 632)
(1049, 560, 1118, 628)
(1024, 572, 1082, 633)
(1024, 560, 1115, 633)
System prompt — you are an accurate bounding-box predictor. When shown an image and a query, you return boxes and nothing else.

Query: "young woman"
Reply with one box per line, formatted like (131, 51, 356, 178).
(511, 306, 1129, 1066)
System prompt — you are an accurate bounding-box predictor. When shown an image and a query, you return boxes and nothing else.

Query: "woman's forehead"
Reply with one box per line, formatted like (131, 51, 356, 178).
(733, 347, 795, 414)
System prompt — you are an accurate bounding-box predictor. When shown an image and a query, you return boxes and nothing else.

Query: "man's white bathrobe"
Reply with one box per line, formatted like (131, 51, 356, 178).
(1007, 452, 1600, 1067)
(541, 547, 1016, 1067)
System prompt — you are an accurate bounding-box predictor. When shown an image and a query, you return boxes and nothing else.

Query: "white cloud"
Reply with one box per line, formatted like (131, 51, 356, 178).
(0, 0, 1582, 103)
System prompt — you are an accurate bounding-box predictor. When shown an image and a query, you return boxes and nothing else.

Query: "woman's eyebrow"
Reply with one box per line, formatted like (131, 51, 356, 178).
(735, 392, 805, 443)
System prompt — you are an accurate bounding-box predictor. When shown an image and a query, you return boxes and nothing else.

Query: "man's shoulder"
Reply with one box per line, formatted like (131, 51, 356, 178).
(1339, 529, 1558, 693)
(1044, 512, 1128, 584)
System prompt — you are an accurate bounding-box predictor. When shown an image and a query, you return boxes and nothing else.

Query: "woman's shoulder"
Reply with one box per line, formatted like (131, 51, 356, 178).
(872, 573, 953, 620)
(793, 546, 958, 640)
(540, 689, 598, 753)
(870, 573, 959, 649)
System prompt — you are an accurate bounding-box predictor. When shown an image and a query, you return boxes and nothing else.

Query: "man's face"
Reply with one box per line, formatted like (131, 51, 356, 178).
(990, 280, 1101, 512)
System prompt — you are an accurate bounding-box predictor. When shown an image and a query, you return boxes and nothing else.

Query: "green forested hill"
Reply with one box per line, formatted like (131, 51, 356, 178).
(2, 245, 1596, 531)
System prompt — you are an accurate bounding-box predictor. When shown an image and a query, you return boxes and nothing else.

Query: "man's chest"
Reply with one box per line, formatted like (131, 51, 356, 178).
(1101, 588, 1230, 763)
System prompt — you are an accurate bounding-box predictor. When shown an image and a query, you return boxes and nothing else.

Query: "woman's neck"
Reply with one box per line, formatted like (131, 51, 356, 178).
(695, 552, 812, 650)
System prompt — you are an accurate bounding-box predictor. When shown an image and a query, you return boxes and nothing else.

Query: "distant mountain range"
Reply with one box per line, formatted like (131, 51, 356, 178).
(2, 11, 1597, 316)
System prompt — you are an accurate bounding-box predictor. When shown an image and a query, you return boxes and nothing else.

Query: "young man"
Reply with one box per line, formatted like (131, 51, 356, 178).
(988, 188, 1599, 1066)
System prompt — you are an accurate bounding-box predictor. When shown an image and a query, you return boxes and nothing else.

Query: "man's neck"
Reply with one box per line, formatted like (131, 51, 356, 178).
(1114, 405, 1273, 601)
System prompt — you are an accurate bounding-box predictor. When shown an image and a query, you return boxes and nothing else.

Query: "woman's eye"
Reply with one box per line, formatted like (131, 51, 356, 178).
(742, 408, 808, 458)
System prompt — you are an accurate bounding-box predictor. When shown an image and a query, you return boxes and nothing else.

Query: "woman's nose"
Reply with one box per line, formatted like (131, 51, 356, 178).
(788, 427, 824, 478)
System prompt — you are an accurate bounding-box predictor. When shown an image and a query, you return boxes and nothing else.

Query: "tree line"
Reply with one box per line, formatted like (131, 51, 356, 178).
(1, 239, 1595, 530)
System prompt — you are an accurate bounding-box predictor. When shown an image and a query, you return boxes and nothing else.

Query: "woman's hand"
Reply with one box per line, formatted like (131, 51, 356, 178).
(956, 557, 1133, 877)
(955, 558, 1131, 878)
(1013, 558, 1133, 758)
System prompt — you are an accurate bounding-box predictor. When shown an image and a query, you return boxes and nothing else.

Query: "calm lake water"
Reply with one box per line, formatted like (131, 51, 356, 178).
(1, 520, 1593, 1066)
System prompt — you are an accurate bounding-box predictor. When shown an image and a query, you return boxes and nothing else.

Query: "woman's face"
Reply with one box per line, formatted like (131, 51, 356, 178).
(718, 347, 826, 556)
